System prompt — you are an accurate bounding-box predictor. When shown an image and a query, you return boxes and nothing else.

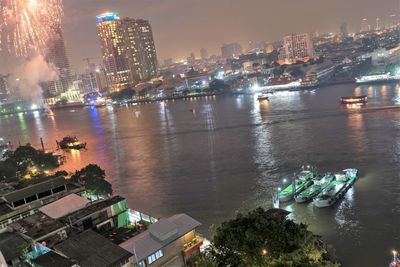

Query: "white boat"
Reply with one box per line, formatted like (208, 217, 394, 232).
(313, 169, 358, 208)
(294, 172, 334, 203)
(355, 72, 400, 84)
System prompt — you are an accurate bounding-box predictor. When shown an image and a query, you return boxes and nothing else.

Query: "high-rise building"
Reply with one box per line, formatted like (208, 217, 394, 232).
(375, 17, 381, 31)
(340, 22, 348, 38)
(96, 13, 158, 91)
(96, 13, 132, 90)
(221, 43, 243, 59)
(44, 25, 72, 97)
(279, 33, 315, 64)
(361, 18, 370, 32)
(200, 48, 208, 60)
(0, 74, 10, 101)
(390, 14, 397, 28)
(135, 19, 158, 80)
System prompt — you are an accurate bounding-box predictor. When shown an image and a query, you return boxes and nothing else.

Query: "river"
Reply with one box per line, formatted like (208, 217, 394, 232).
(1, 83, 399, 266)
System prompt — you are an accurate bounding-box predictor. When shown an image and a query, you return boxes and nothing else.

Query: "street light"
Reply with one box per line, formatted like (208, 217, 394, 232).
(261, 249, 268, 256)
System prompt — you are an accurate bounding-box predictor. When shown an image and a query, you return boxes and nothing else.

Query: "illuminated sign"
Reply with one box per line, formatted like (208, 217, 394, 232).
(96, 12, 120, 23)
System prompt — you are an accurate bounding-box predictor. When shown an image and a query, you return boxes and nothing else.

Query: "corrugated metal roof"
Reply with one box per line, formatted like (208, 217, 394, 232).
(39, 194, 90, 219)
(2, 176, 68, 203)
(55, 230, 132, 267)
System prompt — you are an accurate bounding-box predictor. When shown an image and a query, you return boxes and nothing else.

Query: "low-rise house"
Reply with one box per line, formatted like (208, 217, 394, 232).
(120, 213, 202, 267)
(54, 230, 133, 267)
(0, 176, 84, 230)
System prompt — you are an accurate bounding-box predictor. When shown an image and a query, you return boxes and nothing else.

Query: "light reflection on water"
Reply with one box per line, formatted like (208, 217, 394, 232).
(0, 83, 400, 266)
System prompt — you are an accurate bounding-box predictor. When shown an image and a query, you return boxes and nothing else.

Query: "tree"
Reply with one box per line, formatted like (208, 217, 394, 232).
(209, 79, 229, 93)
(0, 144, 60, 181)
(110, 88, 136, 102)
(71, 164, 112, 197)
(199, 208, 338, 267)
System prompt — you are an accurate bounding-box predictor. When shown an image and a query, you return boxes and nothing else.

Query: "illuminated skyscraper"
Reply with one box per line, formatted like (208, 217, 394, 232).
(221, 43, 242, 59)
(43, 25, 72, 97)
(200, 48, 208, 60)
(361, 18, 370, 32)
(375, 17, 381, 31)
(279, 33, 314, 63)
(135, 19, 158, 80)
(96, 13, 158, 91)
(340, 22, 348, 38)
(0, 74, 10, 101)
(96, 13, 132, 90)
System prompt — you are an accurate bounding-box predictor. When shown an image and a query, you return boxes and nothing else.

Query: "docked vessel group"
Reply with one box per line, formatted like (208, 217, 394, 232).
(277, 167, 358, 208)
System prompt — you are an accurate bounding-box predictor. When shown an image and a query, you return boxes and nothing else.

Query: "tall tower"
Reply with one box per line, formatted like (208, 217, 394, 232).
(375, 17, 381, 31)
(135, 19, 158, 80)
(96, 13, 158, 90)
(340, 22, 348, 38)
(96, 13, 132, 91)
(200, 48, 208, 60)
(45, 26, 72, 95)
(361, 18, 370, 32)
(279, 33, 315, 63)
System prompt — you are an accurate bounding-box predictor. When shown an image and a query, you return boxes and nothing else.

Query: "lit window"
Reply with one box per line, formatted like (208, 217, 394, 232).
(147, 249, 163, 264)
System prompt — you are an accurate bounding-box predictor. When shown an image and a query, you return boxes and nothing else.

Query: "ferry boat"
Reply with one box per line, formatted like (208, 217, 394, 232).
(57, 136, 87, 150)
(313, 169, 358, 208)
(300, 74, 319, 89)
(355, 72, 400, 84)
(278, 166, 318, 202)
(257, 94, 269, 101)
(340, 95, 368, 104)
(294, 172, 334, 203)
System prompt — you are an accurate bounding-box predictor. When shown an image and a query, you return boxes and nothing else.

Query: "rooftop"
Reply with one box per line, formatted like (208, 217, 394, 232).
(32, 251, 76, 267)
(55, 230, 132, 267)
(120, 213, 201, 262)
(9, 211, 66, 241)
(0, 232, 30, 262)
(39, 194, 90, 219)
(2, 176, 69, 204)
(58, 196, 125, 224)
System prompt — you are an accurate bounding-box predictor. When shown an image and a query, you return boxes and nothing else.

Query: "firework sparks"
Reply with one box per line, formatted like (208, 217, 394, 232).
(0, 0, 63, 57)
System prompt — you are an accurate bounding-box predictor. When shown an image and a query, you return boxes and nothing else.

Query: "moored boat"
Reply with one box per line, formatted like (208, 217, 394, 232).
(278, 166, 318, 202)
(340, 95, 367, 104)
(57, 136, 87, 150)
(294, 172, 334, 203)
(313, 169, 358, 208)
(257, 94, 269, 101)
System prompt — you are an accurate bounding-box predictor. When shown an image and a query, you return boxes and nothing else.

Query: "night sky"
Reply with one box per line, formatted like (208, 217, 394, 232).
(1, 0, 399, 73)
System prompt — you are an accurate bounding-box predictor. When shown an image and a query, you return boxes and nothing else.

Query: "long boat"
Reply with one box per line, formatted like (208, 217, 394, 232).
(340, 95, 367, 104)
(355, 73, 400, 84)
(278, 166, 318, 202)
(313, 169, 358, 208)
(294, 172, 334, 203)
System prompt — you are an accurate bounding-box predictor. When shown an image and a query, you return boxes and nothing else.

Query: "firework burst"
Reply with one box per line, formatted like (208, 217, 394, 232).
(0, 0, 63, 57)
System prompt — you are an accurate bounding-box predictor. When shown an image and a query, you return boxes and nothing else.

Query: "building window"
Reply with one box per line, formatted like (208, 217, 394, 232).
(147, 249, 163, 264)
(12, 199, 25, 208)
(25, 195, 38, 203)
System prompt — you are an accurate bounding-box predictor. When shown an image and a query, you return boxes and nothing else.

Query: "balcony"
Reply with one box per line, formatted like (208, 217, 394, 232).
(182, 234, 204, 257)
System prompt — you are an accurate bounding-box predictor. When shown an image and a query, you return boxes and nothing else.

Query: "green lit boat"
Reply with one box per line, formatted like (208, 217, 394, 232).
(278, 166, 318, 202)
(294, 172, 334, 203)
(313, 169, 358, 208)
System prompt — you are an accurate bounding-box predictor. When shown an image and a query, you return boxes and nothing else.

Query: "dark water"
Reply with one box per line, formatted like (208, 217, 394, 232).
(1, 83, 400, 266)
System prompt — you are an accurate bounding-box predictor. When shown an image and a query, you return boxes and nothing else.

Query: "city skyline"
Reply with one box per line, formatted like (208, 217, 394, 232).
(0, 0, 397, 73)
